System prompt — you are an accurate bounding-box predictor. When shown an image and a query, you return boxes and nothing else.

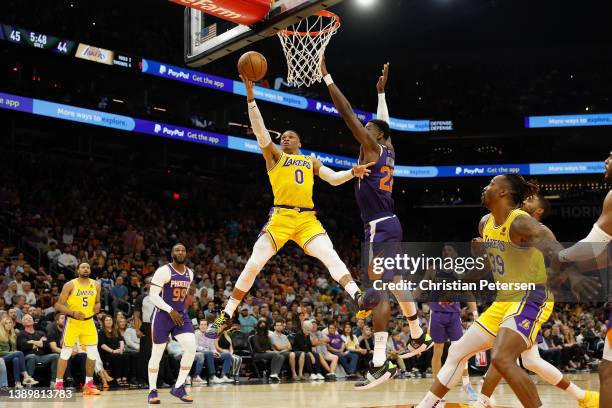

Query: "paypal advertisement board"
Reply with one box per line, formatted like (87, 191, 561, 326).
(0, 91, 604, 179)
(141, 59, 233, 91)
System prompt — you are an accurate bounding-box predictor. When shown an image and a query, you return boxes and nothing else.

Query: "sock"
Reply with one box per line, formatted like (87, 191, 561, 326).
(462, 375, 470, 387)
(565, 382, 586, 400)
(373, 332, 389, 367)
(345, 281, 360, 300)
(224, 297, 241, 318)
(85, 376, 93, 384)
(407, 314, 424, 339)
(175, 366, 191, 388)
(148, 369, 159, 392)
(416, 391, 442, 408)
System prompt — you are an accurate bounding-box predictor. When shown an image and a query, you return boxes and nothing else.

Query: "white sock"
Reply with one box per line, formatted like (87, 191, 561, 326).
(565, 382, 586, 400)
(345, 281, 360, 299)
(224, 297, 241, 318)
(175, 367, 190, 388)
(407, 317, 423, 339)
(148, 369, 159, 391)
(416, 391, 443, 408)
(462, 375, 470, 387)
(85, 376, 93, 384)
(373, 332, 388, 367)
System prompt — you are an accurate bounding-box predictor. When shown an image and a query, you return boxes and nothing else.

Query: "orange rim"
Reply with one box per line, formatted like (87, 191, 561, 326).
(280, 10, 341, 37)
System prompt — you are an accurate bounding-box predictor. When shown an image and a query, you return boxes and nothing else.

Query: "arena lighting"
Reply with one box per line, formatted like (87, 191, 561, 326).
(355, 0, 377, 8)
(153, 106, 167, 112)
(112, 99, 124, 104)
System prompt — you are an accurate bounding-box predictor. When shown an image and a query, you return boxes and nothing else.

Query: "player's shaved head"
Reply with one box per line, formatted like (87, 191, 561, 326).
(171, 243, 187, 265)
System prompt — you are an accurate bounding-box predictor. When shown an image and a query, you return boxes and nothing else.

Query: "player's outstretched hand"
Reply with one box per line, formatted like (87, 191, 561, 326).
(568, 272, 601, 301)
(352, 162, 375, 179)
(376, 63, 390, 94)
(72, 311, 85, 320)
(239, 74, 255, 101)
(169, 309, 184, 326)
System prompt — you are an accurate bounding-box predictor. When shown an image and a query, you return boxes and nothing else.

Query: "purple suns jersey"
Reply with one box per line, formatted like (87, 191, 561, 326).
(153, 264, 193, 313)
(355, 145, 396, 223)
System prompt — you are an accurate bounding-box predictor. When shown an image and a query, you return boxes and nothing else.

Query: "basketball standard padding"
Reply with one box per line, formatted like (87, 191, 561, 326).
(237, 51, 268, 81)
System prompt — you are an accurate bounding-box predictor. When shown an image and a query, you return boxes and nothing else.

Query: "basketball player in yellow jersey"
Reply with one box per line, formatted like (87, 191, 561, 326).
(207, 75, 373, 339)
(54, 262, 102, 395)
(417, 174, 567, 408)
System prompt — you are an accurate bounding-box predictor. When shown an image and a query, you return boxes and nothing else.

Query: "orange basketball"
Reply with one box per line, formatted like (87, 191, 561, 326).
(237, 51, 268, 81)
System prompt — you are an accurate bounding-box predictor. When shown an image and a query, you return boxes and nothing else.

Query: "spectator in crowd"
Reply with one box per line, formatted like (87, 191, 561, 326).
(195, 320, 230, 384)
(47, 242, 61, 265)
(16, 314, 58, 380)
(3, 282, 18, 307)
(98, 315, 129, 386)
(358, 325, 374, 366)
(57, 246, 78, 275)
(341, 322, 368, 372)
(21, 282, 36, 306)
(292, 320, 324, 381)
(270, 319, 300, 381)
(326, 322, 359, 378)
(539, 326, 562, 369)
(110, 277, 129, 315)
(252, 319, 286, 383)
(238, 306, 257, 335)
(13, 296, 27, 322)
(167, 336, 202, 386)
(115, 313, 140, 384)
(387, 330, 407, 375)
(0, 316, 38, 387)
(309, 321, 338, 380)
(215, 328, 242, 382)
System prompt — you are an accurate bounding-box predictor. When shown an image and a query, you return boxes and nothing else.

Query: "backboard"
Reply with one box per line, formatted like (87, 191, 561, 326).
(184, 0, 344, 67)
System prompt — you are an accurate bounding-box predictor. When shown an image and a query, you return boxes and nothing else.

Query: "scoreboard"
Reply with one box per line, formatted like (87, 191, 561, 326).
(1, 25, 77, 55)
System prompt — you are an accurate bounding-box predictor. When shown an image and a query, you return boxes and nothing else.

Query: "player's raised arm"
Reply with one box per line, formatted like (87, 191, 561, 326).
(242, 74, 282, 170)
(321, 59, 379, 155)
(376, 63, 390, 124)
(510, 214, 565, 262)
(312, 157, 375, 186)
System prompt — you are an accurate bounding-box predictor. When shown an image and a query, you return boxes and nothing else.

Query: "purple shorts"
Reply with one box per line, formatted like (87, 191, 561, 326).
(151, 308, 194, 344)
(429, 311, 463, 343)
(364, 215, 403, 283)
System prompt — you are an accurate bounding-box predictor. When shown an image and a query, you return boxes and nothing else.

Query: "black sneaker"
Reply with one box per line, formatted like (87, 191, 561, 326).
(354, 360, 397, 390)
(399, 332, 434, 359)
(206, 311, 229, 339)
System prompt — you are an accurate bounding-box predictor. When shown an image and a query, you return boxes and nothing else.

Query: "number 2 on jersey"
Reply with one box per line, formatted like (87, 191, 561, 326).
(172, 288, 187, 302)
(379, 166, 393, 192)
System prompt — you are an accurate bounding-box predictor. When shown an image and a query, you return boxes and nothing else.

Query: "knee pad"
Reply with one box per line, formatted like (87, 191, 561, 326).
(307, 235, 347, 282)
(148, 343, 166, 367)
(86, 345, 100, 361)
(235, 236, 274, 292)
(176, 333, 196, 357)
(60, 347, 73, 360)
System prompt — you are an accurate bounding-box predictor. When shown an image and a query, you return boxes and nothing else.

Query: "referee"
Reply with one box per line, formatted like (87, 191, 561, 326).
(133, 276, 154, 386)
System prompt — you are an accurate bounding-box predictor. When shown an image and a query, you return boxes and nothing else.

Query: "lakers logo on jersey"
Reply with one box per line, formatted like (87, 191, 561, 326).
(520, 319, 531, 330)
(67, 278, 97, 317)
(268, 152, 315, 209)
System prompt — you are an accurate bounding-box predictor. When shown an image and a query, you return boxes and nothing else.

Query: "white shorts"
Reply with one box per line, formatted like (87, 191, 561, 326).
(604, 336, 612, 362)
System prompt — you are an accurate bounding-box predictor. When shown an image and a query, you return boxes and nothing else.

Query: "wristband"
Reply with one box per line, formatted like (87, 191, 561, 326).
(323, 74, 334, 86)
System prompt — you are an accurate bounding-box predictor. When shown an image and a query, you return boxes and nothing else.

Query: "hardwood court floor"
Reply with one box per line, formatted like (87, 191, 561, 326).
(9, 373, 598, 408)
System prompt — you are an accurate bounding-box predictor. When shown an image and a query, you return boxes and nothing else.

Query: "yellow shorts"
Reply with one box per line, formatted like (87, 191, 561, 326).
(261, 207, 327, 252)
(475, 287, 553, 346)
(63, 317, 98, 347)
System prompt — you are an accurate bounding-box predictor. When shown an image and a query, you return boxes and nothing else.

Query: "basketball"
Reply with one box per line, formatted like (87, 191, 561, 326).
(237, 51, 268, 81)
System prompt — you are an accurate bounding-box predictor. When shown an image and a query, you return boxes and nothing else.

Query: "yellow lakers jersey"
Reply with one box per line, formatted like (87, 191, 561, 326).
(268, 152, 315, 209)
(67, 278, 97, 318)
(482, 209, 548, 301)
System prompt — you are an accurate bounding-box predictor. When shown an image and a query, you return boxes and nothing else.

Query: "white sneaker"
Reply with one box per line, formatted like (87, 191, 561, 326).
(14, 382, 23, 389)
(185, 376, 192, 386)
(315, 373, 325, 380)
(309, 374, 318, 381)
(211, 376, 224, 384)
(192, 376, 206, 386)
(22, 377, 38, 386)
(221, 376, 233, 383)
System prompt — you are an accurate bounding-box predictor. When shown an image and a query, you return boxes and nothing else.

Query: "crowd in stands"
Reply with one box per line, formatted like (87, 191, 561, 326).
(0, 149, 608, 390)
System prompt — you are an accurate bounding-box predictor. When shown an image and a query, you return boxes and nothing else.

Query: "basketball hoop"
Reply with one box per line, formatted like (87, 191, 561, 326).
(277, 10, 341, 88)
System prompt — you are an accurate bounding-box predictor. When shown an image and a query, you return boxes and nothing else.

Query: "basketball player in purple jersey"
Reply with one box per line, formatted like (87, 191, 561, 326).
(147, 244, 196, 404)
(418, 243, 479, 402)
(555, 151, 612, 407)
(322, 60, 432, 389)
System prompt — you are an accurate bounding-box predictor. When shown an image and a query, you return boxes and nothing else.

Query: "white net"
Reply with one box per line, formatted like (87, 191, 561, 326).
(277, 11, 340, 88)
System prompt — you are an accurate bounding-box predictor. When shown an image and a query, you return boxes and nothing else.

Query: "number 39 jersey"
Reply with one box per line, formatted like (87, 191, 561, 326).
(66, 278, 97, 318)
(151, 264, 194, 313)
(268, 152, 315, 209)
(355, 145, 395, 223)
(482, 208, 548, 301)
